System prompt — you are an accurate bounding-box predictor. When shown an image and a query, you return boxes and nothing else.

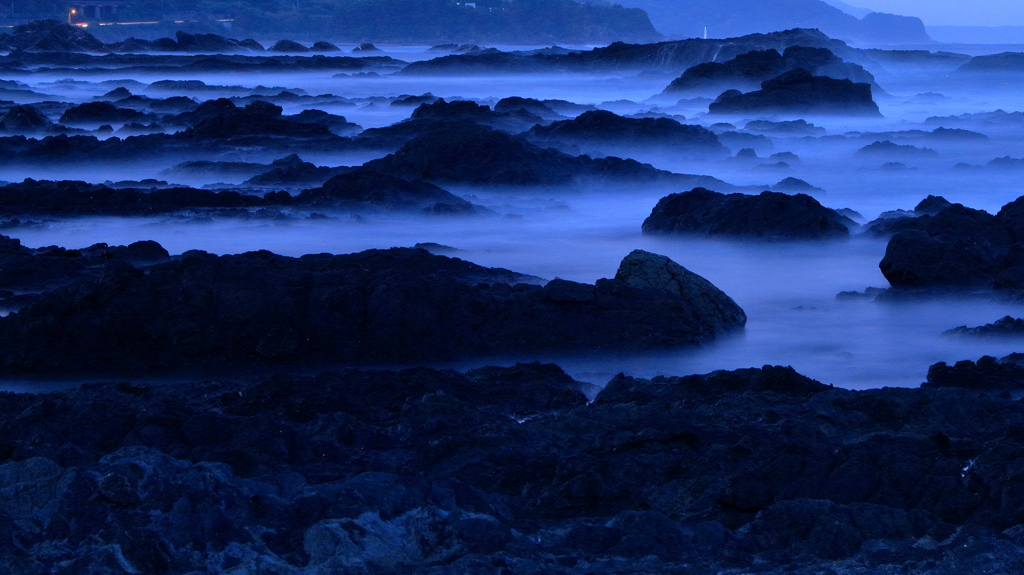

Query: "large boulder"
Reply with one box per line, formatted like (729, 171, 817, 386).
(708, 68, 881, 117)
(878, 204, 1013, 289)
(615, 249, 746, 333)
(642, 188, 851, 240)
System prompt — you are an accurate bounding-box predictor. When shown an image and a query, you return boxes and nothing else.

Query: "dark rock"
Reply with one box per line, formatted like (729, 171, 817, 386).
(925, 356, 1024, 390)
(525, 110, 728, 159)
(172, 30, 247, 53)
(856, 140, 939, 158)
(642, 188, 851, 240)
(97, 86, 132, 101)
(989, 156, 1024, 169)
(148, 96, 197, 113)
(0, 19, 104, 52)
(6, 359, 1024, 572)
(0, 232, 169, 295)
(59, 102, 148, 126)
(0, 247, 744, 375)
(614, 249, 747, 333)
(269, 40, 309, 53)
(771, 177, 823, 194)
(361, 122, 731, 190)
(400, 29, 854, 76)
(878, 204, 1013, 290)
(243, 154, 348, 187)
(413, 242, 463, 254)
(311, 41, 341, 52)
(664, 46, 874, 97)
(0, 104, 53, 134)
(718, 130, 774, 154)
(745, 119, 825, 136)
(944, 316, 1024, 337)
(353, 43, 380, 52)
(915, 195, 953, 216)
(296, 170, 474, 213)
(493, 96, 564, 121)
(746, 499, 935, 562)
(862, 195, 953, 237)
(407, 98, 541, 132)
(288, 109, 360, 136)
(391, 93, 440, 106)
(709, 68, 881, 117)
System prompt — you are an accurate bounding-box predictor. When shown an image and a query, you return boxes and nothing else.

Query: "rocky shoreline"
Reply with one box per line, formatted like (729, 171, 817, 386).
(4, 361, 1024, 574)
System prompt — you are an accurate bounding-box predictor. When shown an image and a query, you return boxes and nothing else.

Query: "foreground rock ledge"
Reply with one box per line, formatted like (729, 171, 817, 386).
(3, 362, 1024, 574)
(0, 246, 744, 376)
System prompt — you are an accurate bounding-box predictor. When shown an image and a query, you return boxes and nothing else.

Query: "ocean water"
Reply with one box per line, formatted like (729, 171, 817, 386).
(3, 44, 1024, 391)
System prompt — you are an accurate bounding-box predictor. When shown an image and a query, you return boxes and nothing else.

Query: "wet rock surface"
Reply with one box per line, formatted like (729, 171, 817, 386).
(0, 245, 744, 376)
(3, 361, 1024, 573)
(642, 187, 852, 240)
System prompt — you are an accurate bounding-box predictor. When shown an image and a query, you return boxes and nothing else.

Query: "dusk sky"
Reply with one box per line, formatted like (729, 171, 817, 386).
(849, 0, 1024, 26)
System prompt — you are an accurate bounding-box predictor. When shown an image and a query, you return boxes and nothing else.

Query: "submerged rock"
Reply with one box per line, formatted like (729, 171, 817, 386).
(642, 188, 851, 240)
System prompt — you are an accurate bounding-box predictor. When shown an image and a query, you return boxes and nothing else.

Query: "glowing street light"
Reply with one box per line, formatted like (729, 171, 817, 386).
(68, 8, 76, 24)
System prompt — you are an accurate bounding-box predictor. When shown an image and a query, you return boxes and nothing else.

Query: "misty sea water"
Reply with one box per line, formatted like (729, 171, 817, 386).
(4, 45, 1024, 391)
